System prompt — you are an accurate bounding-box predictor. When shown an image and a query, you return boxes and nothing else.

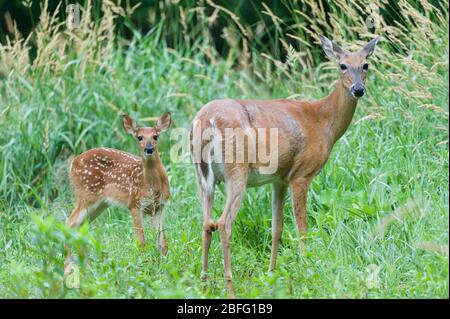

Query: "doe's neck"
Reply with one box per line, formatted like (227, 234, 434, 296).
(319, 78, 359, 144)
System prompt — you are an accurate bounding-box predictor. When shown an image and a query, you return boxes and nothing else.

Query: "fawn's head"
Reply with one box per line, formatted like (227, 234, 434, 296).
(122, 112, 171, 158)
(320, 36, 380, 98)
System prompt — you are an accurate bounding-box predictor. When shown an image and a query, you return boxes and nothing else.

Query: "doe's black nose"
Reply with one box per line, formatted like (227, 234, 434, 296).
(351, 83, 365, 97)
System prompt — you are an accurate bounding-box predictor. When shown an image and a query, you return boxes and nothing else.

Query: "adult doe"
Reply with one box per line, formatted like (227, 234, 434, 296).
(190, 36, 380, 297)
(65, 112, 171, 276)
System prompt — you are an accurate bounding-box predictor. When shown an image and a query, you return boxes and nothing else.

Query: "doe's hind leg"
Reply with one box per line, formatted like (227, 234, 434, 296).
(217, 165, 248, 298)
(194, 163, 216, 281)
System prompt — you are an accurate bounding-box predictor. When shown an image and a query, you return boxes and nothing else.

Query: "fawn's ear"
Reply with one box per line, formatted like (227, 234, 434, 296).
(320, 35, 346, 60)
(156, 112, 171, 133)
(360, 36, 380, 58)
(122, 115, 137, 134)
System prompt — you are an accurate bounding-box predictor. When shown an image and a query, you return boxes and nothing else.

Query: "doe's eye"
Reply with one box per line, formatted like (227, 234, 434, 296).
(137, 136, 143, 141)
(339, 63, 348, 71)
(362, 63, 369, 70)
(153, 135, 158, 140)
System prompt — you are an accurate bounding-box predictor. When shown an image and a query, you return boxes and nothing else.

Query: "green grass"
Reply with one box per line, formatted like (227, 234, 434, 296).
(0, 2, 448, 298)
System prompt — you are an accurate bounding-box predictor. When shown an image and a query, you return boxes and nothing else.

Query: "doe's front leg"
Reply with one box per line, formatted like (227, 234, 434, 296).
(269, 183, 288, 272)
(289, 175, 312, 250)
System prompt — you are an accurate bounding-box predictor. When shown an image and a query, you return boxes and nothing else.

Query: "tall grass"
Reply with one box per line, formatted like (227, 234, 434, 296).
(0, 0, 448, 298)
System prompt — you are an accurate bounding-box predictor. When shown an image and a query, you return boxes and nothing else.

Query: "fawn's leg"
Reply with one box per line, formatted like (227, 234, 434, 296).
(67, 200, 108, 228)
(130, 207, 146, 247)
(151, 210, 168, 255)
(66, 201, 86, 229)
(65, 201, 84, 278)
(290, 176, 312, 249)
(64, 200, 107, 278)
(269, 183, 287, 272)
(217, 167, 247, 298)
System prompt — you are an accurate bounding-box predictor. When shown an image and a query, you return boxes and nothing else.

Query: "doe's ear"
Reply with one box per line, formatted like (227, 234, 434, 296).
(320, 35, 346, 60)
(122, 114, 137, 134)
(360, 36, 380, 58)
(156, 112, 171, 133)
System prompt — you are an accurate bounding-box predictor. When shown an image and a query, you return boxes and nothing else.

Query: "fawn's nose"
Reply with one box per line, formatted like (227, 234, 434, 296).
(144, 143, 154, 155)
(351, 83, 365, 98)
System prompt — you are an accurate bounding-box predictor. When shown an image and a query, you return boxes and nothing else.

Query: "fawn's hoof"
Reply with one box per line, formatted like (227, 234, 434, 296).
(138, 241, 146, 248)
(63, 261, 74, 280)
(159, 244, 168, 256)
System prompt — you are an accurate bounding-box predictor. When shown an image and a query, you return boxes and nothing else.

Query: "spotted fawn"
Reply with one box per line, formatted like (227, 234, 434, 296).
(64, 112, 171, 277)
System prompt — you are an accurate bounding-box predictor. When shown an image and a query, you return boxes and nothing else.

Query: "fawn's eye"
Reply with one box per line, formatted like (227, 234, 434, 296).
(362, 63, 369, 71)
(153, 135, 158, 140)
(339, 64, 348, 71)
(137, 136, 143, 141)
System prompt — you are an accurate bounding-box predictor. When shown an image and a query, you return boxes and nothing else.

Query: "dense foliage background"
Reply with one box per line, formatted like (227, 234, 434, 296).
(1, 0, 447, 59)
(0, 0, 448, 298)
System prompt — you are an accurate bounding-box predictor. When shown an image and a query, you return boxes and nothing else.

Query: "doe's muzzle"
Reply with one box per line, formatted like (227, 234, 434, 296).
(350, 82, 365, 98)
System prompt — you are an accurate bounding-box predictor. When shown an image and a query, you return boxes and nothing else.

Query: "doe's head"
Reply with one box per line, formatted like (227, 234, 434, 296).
(122, 112, 171, 158)
(320, 35, 380, 98)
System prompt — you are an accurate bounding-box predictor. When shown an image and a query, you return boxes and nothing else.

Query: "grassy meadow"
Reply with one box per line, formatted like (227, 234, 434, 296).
(0, 1, 448, 298)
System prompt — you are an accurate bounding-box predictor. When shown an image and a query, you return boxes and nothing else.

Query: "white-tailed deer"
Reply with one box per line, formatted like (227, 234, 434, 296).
(190, 36, 380, 297)
(64, 112, 171, 277)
